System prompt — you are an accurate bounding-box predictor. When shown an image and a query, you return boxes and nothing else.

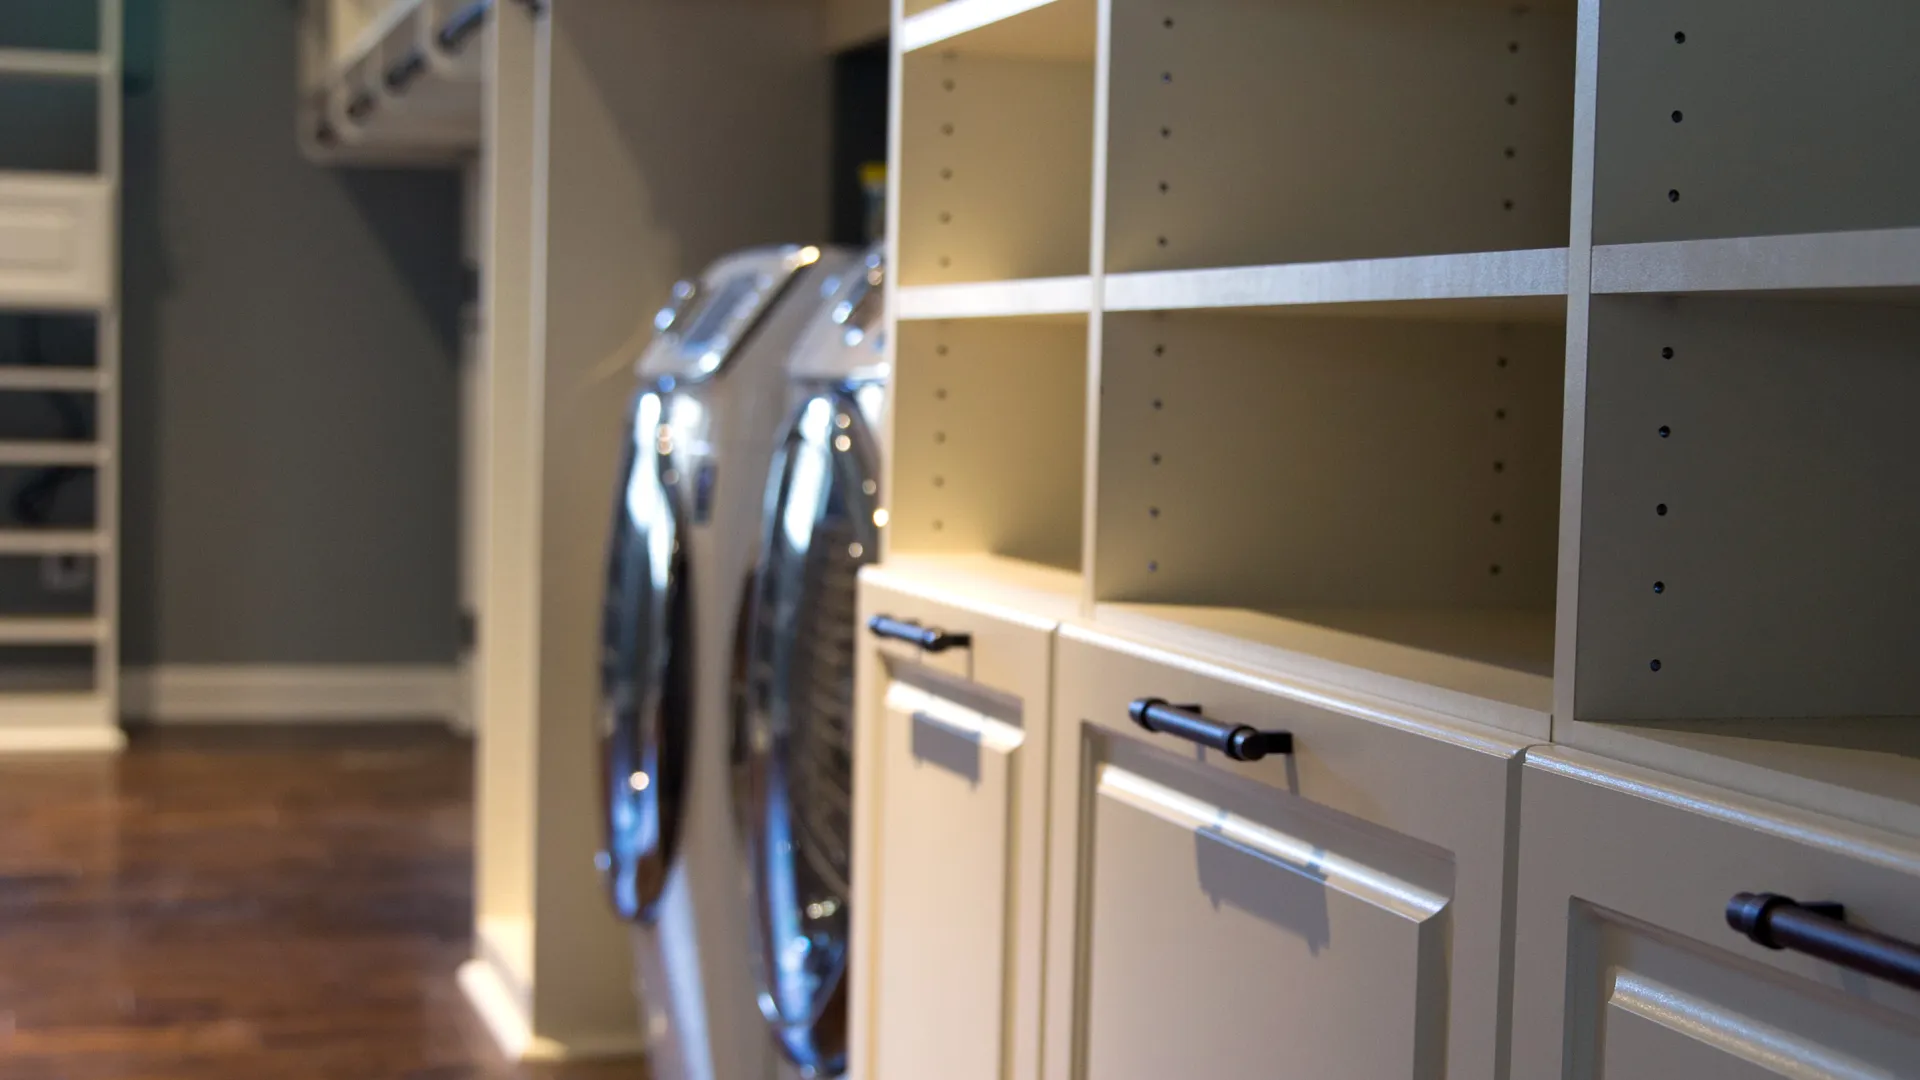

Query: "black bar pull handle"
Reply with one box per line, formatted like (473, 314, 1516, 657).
(868, 614, 972, 654)
(1727, 892, 1920, 992)
(1129, 698, 1293, 763)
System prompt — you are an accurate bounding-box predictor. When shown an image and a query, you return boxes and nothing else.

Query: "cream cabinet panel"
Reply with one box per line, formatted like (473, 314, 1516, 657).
(1043, 622, 1529, 1080)
(1511, 749, 1920, 1079)
(851, 559, 1076, 1080)
(0, 174, 113, 309)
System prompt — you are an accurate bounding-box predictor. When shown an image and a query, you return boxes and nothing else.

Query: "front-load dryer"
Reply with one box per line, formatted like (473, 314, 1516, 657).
(600, 243, 854, 1080)
(731, 246, 889, 1079)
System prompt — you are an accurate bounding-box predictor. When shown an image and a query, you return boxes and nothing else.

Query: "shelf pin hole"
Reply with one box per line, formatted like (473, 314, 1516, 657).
(1151, 453, 1163, 465)
(1659, 425, 1671, 438)
(1505, 147, 1517, 159)
(1672, 110, 1684, 123)
(1674, 31, 1686, 43)
(1496, 408, 1508, 420)
(1161, 71, 1173, 84)
(1650, 659, 1663, 672)
(1152, 398, 1164, 411)
(1494, 461, 1506, 474)
(1668, 189, 1681, 202)
(1148, 561, 1159, 573)
(1503, 199, 1516, 211)
(1490, 564, 1502, 576)
(1507, 93, 1519, 105)
(1163, 16, 1173, 28)
(1661, 346, 1675, 359)
(1492, 512, 1504, 525)
(1149, 507, 1160, 519)
(1657, 503, 1669, 516)
(1653, 581, 1666, 594)
(1154, 344, 1165, 356)
(1161, 126, 1172, 138)
(941, 123, 954, 136)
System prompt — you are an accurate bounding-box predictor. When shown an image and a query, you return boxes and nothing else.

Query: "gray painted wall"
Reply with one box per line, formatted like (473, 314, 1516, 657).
(115, 0, 464, 665)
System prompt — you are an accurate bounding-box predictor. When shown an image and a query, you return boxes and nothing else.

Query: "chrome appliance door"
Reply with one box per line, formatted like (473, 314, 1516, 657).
(736, 390, 882, 1075)
(599, 388, 694, 924)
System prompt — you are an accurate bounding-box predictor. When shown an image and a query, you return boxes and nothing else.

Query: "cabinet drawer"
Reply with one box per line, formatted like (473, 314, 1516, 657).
(1511, 749, 1920, 1079)
(1042, 623, 1529, 1080)
(851, 567, 1065, 1080)
(0, 174, 112, 310)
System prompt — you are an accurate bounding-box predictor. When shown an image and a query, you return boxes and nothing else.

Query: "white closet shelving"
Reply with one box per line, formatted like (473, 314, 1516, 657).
(297, 0, 489, 164)
(0, 0, 123, 752)
(873, 1, 1920, 1075)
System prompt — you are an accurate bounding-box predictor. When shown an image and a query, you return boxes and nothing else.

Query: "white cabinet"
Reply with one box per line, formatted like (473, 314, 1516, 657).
(1041, 622, 1530, 1080)
(1511, 749, 1920, 1079)
(849, 556, 1079, 1080)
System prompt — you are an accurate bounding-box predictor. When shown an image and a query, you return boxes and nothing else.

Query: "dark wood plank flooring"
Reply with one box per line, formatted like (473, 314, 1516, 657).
(0, 724, 646, 1080)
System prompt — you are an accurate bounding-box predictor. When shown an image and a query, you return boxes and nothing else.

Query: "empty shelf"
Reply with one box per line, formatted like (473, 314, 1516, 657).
(0, 368, 107, 393)
(0, 530, 105, 556)
(0, 442, 106, 467)
(901, 0, 1095, 59)
(0, 616, 107, 645)
(1105, 249, 1570, 320)
(898, 276, 1094, 321)
(1592, 228, 1920, 298)
(0, 49, 105, 80)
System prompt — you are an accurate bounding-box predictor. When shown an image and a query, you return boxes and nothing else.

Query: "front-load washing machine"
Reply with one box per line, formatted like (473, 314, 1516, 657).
(600, 243, 854, 1080)
(731, 246, 889, 1079)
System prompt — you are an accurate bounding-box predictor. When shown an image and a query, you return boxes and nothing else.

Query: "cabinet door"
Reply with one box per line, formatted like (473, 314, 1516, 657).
(1042, 624, 1529, 1080)
(1512, 749, 1920, 1079)
(849, 573, 1056, 1080)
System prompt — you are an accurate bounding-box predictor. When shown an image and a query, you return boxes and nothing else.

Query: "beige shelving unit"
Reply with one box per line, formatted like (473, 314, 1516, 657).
(865, 0, 1920, 1076)
(0, 0, 124, 754)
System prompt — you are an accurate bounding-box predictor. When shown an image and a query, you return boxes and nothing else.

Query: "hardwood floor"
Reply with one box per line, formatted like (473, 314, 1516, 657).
(0, 725, 646, 1080)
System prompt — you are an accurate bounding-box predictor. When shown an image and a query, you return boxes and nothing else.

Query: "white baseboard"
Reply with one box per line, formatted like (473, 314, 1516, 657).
(0, 693, 124, 754)
(121, 665, 461, 724)
(456, 955, 650, 1063)
(0, 722, 126, 754)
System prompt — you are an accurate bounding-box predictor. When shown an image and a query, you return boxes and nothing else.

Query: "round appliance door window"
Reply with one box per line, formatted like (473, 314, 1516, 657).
(736, 390, 881, 1075)
(599, 388, 693, 924)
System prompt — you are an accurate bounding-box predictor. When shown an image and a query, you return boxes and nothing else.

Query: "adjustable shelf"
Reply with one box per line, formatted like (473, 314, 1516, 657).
(1592, 228, 1920, 298)
(895, 0, 1096, 286)
(1090, 307, 1564, 737)
(1105, 248, 1569, 321)
(897, 275, 1094, 321)
(0, 616, 107, 646)
(0, 530, 106, 556)
(0, 441, 106, 468)
(0, 367, 106, 393)
(0, 49, 106, 80)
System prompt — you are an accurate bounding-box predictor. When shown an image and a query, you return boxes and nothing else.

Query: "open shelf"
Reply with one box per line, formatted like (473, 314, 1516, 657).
(896, 0, 1096, 286)
(1106, 248, 1569, 320)
(0, 441, 105, 468)
(1104, 0, 1575, 275)
(0, 616, 105, 646)
(1573, 293, 1920, 726)
(1091, 308, 1564, 736)
(1592, 228, 1920, 299)
(897, 275, 1093, 321)
(0, 1, 100, 54)
(887, 316, 1088, 575)
(902, 0, 1093, 55)
(873, 551, 1084, 622)
(0, 530, 105, 556)
(304, 0, 488, 162)
(1593, 1, 1920, 247)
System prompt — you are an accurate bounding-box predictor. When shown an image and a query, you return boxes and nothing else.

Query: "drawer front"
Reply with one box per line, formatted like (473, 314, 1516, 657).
(0, 175, 112, 309)
(851, 574, 1056, 1080)
(1512, 749, 1920, 1079)
(1042, 624, 1528, 1080)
